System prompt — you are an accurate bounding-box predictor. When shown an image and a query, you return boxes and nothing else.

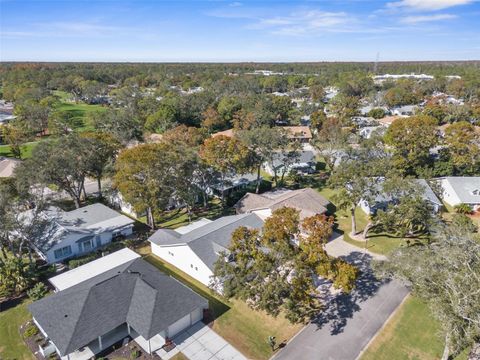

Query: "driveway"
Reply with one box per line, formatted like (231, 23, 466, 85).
(325, 233, 387, 261)
(273, 237, 409, 360)
(158, 322, 246, 360)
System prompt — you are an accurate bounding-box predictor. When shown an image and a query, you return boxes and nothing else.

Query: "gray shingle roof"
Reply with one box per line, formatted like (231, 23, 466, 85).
(38, 203, 135, 252)
(443, 177, 480, 204)
(29, 258, 207, 356)
(149, 214, 264, 271)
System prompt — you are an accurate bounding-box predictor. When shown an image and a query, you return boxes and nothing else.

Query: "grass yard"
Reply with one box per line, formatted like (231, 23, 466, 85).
(142, 250, 302, 360)
(361, 296, 469, 360)
(55, 101, 106, 132)
(317, 185, 420, 256)
(0, 299, 34, 360)
(0, 141, 39, 159)
(138, 199, 233, 230)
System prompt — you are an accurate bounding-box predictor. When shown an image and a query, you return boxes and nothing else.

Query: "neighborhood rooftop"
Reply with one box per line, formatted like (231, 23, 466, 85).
(235, 188, 331, 219)
(52, 203, 134, 230)
(48, 248, 141, 291)
(29, 255, 207, 356)
(441, 177, 480, 204)
(149, 213, 264, 271)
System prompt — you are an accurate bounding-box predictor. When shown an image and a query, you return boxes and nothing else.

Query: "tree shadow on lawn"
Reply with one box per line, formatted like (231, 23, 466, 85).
(311, 252, 388, 336)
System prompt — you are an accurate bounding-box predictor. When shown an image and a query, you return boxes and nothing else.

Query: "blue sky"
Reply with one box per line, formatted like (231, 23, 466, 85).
(1, 0, 479, 62)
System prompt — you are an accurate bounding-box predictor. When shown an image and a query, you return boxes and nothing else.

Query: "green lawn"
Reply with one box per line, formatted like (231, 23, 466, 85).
(0, 141, 39, 159)
(361, 296, 469, 360)
(317, 186, 420, 256)
(54, 101, 106, 132)
(0, 299, 34, 360)
(142, 251, 302, 360)
(138, 199, 233, 230)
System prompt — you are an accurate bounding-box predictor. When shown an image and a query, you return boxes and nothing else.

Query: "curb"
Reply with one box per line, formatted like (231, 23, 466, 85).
(354, 292, 410, 360)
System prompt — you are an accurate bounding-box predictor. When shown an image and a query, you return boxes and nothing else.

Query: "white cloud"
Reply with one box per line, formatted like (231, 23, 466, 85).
(247, 10, 354, 36)
(387, 0, 474, 11)
(401, 13, 457, 23)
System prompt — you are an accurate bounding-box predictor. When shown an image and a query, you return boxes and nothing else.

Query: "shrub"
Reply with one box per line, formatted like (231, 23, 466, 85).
(24, 324, 39, 338)
(452, 214, 478, 233)
(68, 254, 98, 269)
(130, 348, 140, 359)
(454, 203, 472, 214)
(27, 283, 49, 300)
(368, 108, 386, 119)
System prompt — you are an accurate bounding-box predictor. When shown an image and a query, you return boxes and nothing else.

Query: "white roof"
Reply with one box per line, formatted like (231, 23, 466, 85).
(175, 218, 213, 235)
(48, 248, 140, 291)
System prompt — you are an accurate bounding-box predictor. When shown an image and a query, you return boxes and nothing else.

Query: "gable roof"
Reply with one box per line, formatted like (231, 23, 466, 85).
(235, 188, 330, 219)
(281, 126, 312, 139)
(442, 177, 480, 204)
(149, 213, 264, 271)
(211, 126, 312, 140)
(38, 203, 135, 252)
(29, 256, 207, 356)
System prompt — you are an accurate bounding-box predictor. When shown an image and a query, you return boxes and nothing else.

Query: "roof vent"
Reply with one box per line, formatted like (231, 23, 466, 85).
(64, 314, 68, 318)
(472, 189, 480, 196)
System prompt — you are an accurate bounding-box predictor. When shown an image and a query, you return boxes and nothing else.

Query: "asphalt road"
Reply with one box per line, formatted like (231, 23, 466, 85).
(273, 248, 409, 360)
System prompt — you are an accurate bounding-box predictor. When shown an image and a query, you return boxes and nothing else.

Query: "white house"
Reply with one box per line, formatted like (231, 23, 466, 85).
(35, 203, 135, 264)
(360, 179, 442, 215)
(439, 177, 480, 210)
(391, 105, 418, 117)
(263, 150, 316, 176)
(149, 214, 264, 287)
(29, 248, 208, 360)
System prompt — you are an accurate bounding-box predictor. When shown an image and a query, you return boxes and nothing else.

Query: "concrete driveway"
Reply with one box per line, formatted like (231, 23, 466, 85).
(273, 236, 409, 360)
(160, 322, 246, 360)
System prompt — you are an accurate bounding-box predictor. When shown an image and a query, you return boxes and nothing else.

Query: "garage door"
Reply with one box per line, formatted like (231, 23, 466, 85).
(168, 314, 191, 337)
(191, 307, 203, 324)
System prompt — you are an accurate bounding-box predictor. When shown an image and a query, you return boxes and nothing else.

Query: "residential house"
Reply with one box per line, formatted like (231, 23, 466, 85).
(211, 126, 312, 144)
(30, 248, 208, 360)
(149, 213, 264, 287)
(0, 157, 21, 178)
(358, 125, 387, 139)
(391, 105, 418, 117)
(35, 203, 135, 264)
(208, 172, 259, 199)
(263, 150, 316, 176)
(281, 126, 312, 143)
(234, 187, 331, 220)
(360, 179, 442, 215)
(439, 177, 480, 211)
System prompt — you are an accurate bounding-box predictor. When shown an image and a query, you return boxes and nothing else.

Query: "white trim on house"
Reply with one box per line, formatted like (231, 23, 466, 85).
(49, 248, 141, 291)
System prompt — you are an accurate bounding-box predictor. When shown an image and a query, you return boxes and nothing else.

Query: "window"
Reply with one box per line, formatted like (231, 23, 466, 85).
(54, 246, 72, 259)
(95, 235, 102, 248)
(78, 239, 93, 253)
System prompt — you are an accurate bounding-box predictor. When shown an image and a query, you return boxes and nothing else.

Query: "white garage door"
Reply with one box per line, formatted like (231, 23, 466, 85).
(168, 313, 191, 338)
(191, 307, 203, 324)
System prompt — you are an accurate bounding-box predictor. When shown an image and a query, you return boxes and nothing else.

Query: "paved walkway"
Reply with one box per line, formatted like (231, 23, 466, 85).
(272, 235, 408, 360)
(325, 233, 387, 261)
(157, 322, 246, 360)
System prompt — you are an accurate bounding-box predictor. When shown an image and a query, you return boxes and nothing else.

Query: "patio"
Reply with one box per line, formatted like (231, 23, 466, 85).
(157, 322, 246, 360)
